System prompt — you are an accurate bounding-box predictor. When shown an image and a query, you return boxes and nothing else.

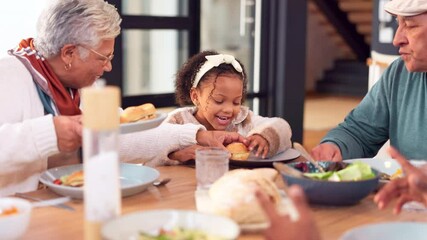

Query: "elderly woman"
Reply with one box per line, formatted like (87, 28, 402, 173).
(0, 0, 244, 197)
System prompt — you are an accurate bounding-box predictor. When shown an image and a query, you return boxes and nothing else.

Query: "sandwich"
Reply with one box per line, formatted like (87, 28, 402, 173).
(226, 142, 250, 161)
(59, 170, 84, 187)
(208, 168, 281, 224)
(120, 103, 156, 123)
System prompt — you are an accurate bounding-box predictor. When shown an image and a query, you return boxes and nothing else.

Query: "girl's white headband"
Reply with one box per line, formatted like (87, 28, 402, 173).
(192, 54, 243, 88)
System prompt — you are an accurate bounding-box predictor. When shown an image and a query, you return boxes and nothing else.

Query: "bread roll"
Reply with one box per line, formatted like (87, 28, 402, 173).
(226, 142, 250, 161)
(209, 169, 281, 224)
(120, 103, 156, 123)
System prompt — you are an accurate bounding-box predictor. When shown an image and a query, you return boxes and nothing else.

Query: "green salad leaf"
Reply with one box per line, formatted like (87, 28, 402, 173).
(303, 161, 375, 181)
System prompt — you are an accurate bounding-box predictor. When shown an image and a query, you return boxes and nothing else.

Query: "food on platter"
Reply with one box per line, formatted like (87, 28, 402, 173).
(53, 170, 84, 187)
(120, 103, 156, 124)
(208, 168, 281, 224)
(294, 161, 376, 182)
(226, 142, 250, 161)
(139, 227, 226, 240)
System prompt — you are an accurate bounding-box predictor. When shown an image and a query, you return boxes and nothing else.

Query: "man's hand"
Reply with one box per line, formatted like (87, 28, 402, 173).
(256, 185, 321, 240)
(196, 130, 247, 148)
(311, 142, 342, 161)
(53, 115, 82, 152)
(374, 147, 427, 214)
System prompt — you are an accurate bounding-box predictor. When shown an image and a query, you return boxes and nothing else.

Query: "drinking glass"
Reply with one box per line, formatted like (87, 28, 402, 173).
(195, 148, 230, 190)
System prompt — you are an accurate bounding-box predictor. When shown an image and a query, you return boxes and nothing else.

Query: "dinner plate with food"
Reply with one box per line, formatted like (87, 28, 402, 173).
(226, 142, 301, 168)
(119, 103, 167, 134)
(195, 168, 299, 232)
(101, 209, 240, 240)
(344, 158, 426, 183)
(39, 163, 159, 199)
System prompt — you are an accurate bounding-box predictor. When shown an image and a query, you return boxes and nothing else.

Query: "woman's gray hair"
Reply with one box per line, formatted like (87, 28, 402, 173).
(35, 0, 122, 58)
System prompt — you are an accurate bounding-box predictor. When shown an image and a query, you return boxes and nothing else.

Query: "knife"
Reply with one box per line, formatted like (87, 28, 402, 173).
(15, 192, 75, 212)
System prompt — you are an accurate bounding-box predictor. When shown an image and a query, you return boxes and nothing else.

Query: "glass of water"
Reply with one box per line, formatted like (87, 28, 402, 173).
(195, 147, 230, 190)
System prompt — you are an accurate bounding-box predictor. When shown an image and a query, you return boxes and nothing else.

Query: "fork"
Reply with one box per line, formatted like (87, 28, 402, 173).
(293, 142, 326, 173)
(15, 192, 75, 211)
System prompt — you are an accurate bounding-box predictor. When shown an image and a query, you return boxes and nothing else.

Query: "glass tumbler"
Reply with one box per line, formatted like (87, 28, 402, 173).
(195, 147, 230, 190)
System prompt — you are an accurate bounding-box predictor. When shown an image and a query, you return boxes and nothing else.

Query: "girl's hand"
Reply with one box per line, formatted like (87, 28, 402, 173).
(247, 134, 269, 158)
(168, 144, 205, 162)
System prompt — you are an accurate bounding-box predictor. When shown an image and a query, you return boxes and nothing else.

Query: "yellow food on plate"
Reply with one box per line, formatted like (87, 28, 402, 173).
(390, 168, 403, 180)
(54, 170, 84, 187)
(208, 168, 280, 224)
(226, 142, 250, 161)
(120, 103, 156, 124)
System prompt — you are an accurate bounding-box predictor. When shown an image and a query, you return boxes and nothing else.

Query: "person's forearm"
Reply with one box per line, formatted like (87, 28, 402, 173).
(0, 115, 58, 168)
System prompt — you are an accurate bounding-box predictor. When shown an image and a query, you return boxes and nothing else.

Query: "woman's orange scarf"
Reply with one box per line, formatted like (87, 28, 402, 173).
(9, 38, 81, 116)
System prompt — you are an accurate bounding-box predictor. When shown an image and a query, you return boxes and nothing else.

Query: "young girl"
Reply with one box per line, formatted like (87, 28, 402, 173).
(164, 50, 292, 163)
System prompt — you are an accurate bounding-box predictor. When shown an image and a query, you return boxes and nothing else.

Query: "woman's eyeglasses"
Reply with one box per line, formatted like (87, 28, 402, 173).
(79, 45, 114, 66)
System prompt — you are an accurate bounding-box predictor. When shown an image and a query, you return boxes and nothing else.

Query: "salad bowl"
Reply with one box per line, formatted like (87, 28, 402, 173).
(279, 161, 379, 206)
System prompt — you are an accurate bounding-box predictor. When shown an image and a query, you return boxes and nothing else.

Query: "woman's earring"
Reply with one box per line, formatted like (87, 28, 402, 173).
(64, 63, 72, 71)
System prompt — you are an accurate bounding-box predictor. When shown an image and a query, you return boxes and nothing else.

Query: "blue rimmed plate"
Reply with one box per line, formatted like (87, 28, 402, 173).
(39, 163, 159, 199)
(340, 222, 427, 240)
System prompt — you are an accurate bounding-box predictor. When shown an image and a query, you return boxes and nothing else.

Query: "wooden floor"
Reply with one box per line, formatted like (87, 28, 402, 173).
(302, 94, 363, 151)
(303, 129, 329, 152)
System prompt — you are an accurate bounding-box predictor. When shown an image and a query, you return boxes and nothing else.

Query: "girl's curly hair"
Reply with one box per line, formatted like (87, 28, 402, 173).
(175, 50, 248, 106)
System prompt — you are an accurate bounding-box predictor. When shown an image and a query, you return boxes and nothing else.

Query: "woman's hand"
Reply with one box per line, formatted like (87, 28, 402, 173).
(53, 115, 82, 152)
(196, 130, 247, 148)
(374, 146, 427, 214)
(247, 134, 269, 158)
(168, 145, 205, 162)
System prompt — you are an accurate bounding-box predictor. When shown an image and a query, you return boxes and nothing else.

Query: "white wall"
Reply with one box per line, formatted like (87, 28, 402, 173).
(0, 0, 49, 58)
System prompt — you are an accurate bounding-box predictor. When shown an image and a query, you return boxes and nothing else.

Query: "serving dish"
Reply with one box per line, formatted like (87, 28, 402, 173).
(340, 222, 427, 240)
(280, 161, 379, 206)
(101, 209, 240, 240)
(39, 163, 159, 199)
(229, 148, 300, 168)
(120, 112, 167, 134)
(0, 197, 32, 240)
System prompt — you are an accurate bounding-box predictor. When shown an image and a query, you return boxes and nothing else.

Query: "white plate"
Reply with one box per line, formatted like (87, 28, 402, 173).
(344, 158, 426, 176)
(340, 222, 427, 240)
(39, 163, 159, 199)
(344, 158, 426, 188)
(101, 209, 240, 240)
(229, 148, 301, 168)
(120, 112, 167, 134)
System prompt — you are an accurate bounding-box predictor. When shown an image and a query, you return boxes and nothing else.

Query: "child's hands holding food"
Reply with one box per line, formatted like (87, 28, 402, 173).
(247, 134, 269, 158)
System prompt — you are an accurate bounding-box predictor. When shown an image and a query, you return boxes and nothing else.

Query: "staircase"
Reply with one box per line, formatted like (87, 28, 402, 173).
(316, 60, 369, 96)
(309, 0, 373, 96)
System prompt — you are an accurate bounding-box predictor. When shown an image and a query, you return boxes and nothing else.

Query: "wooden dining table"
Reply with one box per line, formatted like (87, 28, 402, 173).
(21, 164, 427, 240)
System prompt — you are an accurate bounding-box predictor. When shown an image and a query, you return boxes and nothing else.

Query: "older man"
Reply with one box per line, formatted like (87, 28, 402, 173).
(312, 0, 427, 161)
